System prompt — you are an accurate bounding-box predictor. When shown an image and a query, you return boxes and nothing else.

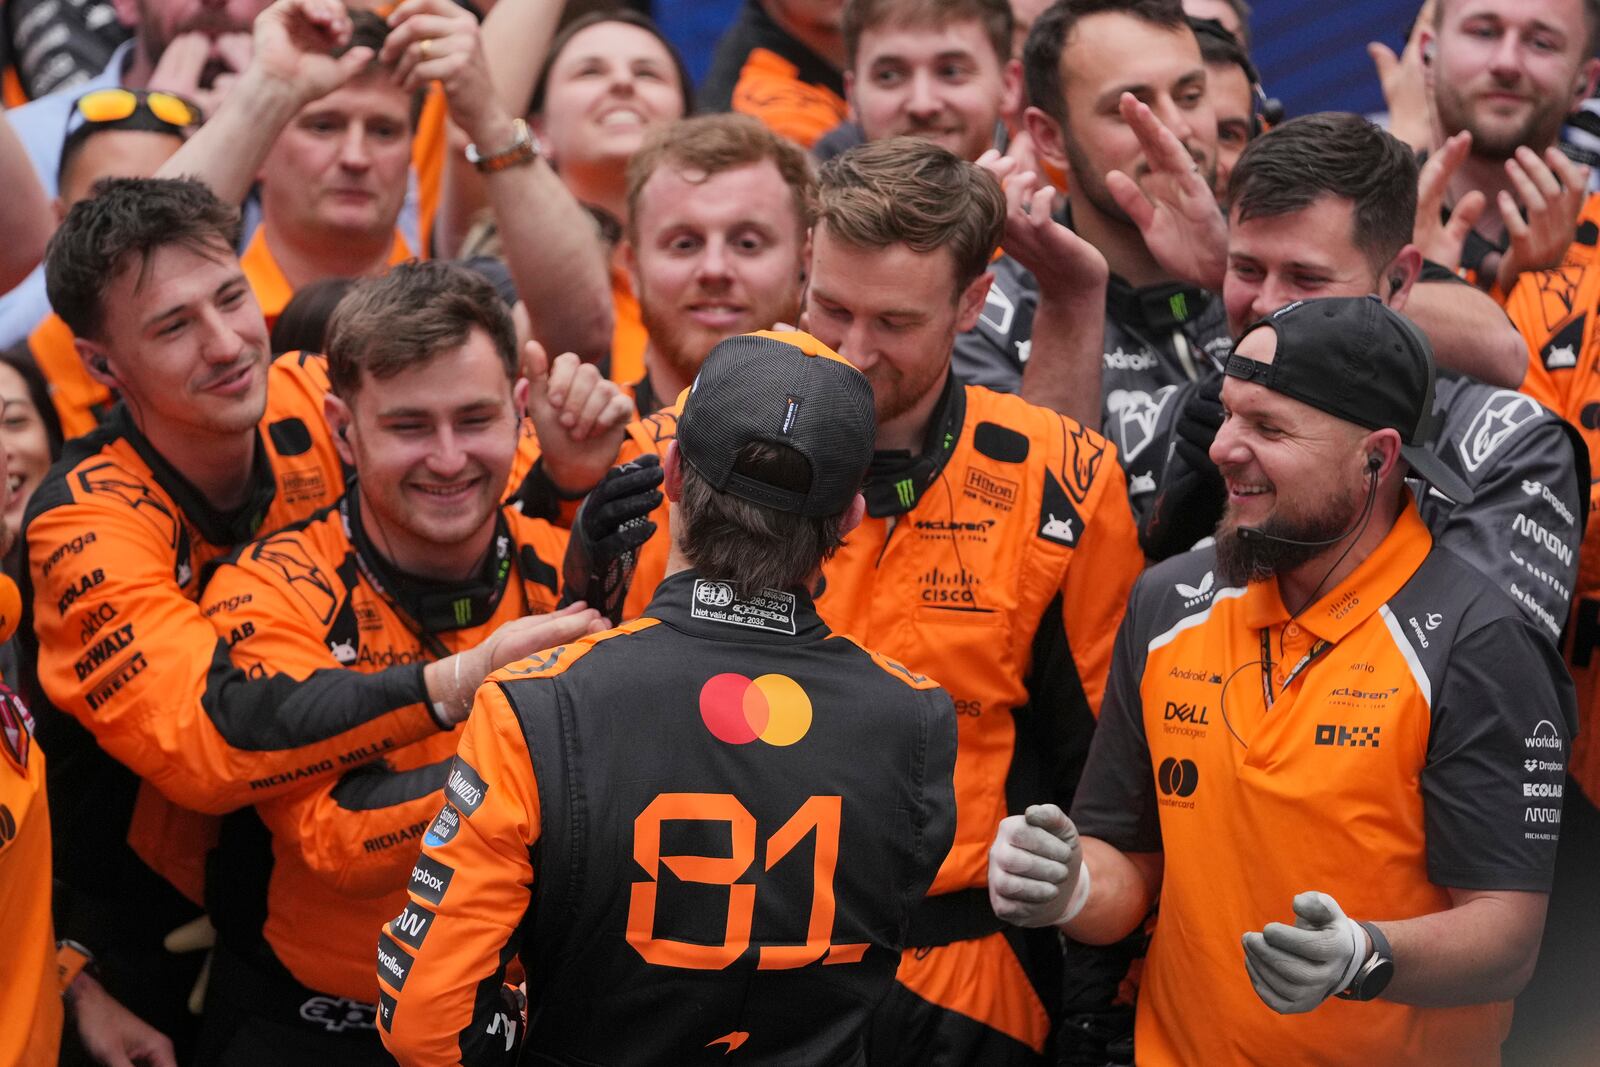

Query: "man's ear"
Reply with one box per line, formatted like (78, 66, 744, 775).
(1000, 58, 1024, 124)
(1577, 57, 1600, 109)
(1023, 105, 1069, 171)
(621, 238, 640, 298)
(75, 339, 119, 390)
(324, 392, 356, 467)
(840, 492, 866, 537)
(512, 376, 530, 422)
(955, 270, 995, 333)
(1380, 245, 1424, 310)
(663, 440, 684, 502)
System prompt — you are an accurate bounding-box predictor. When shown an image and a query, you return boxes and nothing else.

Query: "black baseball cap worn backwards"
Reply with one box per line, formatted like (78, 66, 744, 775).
(677, 330, 877, 516)
(1227, 295, 1475, 505)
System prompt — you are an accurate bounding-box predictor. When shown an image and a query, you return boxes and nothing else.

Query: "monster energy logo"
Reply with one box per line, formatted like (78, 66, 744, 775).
(896, 478, 916, 508)
(1168, 292, 1189, 321)
(452, 598, 472, 625)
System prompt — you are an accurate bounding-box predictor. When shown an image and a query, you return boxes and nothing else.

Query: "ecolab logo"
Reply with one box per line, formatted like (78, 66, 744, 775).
(1524, 782, 1564, 798)
(1525, 720, 1563, 750)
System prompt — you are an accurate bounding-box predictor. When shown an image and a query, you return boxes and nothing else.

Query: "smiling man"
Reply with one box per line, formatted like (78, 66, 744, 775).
(992, 296, 1576, 1067)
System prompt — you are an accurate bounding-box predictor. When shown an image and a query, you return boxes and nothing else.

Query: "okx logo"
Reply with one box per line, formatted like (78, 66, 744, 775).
(700, 673, 813, 746)
(1157, 757, 1198, 798)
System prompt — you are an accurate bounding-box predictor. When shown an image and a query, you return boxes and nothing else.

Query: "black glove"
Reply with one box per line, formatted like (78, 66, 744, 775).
(1173, 371, 1224, 472)
(1140, 374, 1226, 561)
(560, 454, 664, 623)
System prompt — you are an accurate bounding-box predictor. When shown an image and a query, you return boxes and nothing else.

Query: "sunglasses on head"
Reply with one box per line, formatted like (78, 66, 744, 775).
(72, 88, 203, 131)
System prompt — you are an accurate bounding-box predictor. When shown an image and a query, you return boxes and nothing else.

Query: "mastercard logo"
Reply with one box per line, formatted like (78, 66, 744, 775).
(699, 673, 813, 746)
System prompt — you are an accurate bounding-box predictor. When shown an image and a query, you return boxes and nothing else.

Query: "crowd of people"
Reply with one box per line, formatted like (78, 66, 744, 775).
(0, 0, 1596, 1064)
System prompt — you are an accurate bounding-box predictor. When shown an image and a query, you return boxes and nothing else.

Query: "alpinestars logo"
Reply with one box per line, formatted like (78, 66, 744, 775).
(1175, 572, 1215, 609)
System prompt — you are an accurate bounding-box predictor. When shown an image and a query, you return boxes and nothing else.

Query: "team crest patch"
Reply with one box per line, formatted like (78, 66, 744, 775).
(1037, 469, 1083, 547)
(691, 580, 797, 635)
(0, 688, 34, 771)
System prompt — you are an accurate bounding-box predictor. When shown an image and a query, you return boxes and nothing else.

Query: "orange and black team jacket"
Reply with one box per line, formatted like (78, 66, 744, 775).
(615, 378, 1143, 1053)
(697, 0, 847, 149)
(199, 497, 567, 1003)
(17, 355, 441, 1004)
(1505, 194, 1600, 806)
(378, 569, 958, 1066)
(1071, 503, 1575, 1066)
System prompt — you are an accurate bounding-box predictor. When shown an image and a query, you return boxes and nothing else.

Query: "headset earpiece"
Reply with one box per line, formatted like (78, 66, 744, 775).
(1367, 453, 1382, 473)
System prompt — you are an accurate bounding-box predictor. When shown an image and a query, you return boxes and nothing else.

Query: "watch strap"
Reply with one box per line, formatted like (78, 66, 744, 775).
(466, 117, 539, 173)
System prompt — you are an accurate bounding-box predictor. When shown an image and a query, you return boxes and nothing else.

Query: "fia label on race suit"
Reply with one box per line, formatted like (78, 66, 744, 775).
(691, 580, 797, 635)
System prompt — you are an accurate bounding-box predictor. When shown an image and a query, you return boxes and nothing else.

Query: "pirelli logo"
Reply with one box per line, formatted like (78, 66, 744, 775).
(446, 760, 488, 816)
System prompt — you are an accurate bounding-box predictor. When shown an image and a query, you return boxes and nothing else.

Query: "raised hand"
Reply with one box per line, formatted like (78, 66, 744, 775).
(249, 0, 374, 105)
(1105, 93, 1228, 292)
(1495, 146, 1590, 292)
(977, 149, 1108, 296)
(384, 0, 508, 146)
(1413, 130, 1487, 271)
(523, 339, 636, 496)
(1368, 0, 1437, 152)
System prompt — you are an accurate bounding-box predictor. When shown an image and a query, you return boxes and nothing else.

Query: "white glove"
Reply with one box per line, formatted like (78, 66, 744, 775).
(1241, 891, 1367, 1014)
(987, 804, 1086, 928)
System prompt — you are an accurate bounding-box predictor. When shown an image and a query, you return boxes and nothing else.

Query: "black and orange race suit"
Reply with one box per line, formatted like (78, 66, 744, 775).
(1506, 195, 1600, 805)
(194, 497, 566, 1038)
(615, 377, 1144, 1059)
(0, 680, 62, 1067)
(377, 569, 959, 1066)
(17, 353, 440, 1036)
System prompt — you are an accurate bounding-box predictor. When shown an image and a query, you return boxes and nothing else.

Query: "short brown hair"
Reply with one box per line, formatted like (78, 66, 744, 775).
(1228, 113, 1418, 274)
(325, 260, 518, 397)
(1023, 0, 1190, 127)
(677, 441, 850, 598)
(843, 0, 1014, 68)
(45, 176, 241, 342)
(816, 137, 1005, 292)
(625, 113, 817, 241)
(529, 10, 693, 117)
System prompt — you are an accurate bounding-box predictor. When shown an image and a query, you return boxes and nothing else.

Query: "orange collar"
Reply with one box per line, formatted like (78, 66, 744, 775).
(240, 228, 414, 320)
(1241, 496, 1434, 642)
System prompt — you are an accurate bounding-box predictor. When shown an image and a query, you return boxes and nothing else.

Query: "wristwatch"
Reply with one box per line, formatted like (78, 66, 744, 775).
(465, 117, 540, 173)
(1335, 920, 1394, 1001)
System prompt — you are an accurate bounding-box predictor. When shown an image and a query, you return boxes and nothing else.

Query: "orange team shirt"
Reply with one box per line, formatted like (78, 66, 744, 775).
(1507, 191, 1600, 804)
(28, 312, 115, 439)
(411, 85, 447, 258)
(732, 47, 847, 149)
(1072, 503, 1572, 1066)
(240, 227, 416, 333)
(610, 263, 648, 385)
(0, 683, 61, 1067)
